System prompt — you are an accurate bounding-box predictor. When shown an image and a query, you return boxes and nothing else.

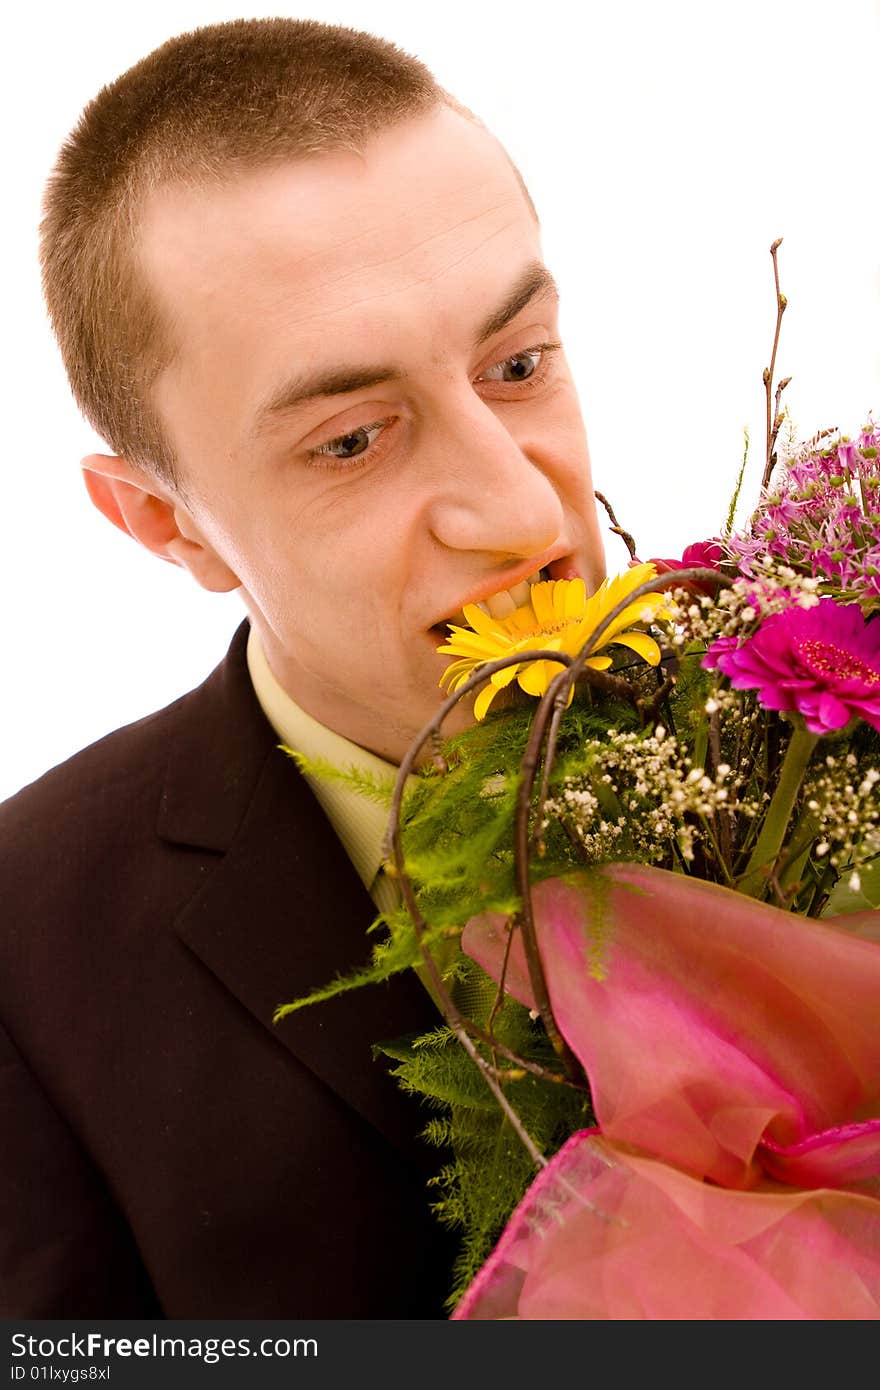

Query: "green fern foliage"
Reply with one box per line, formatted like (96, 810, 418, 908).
(375, 956, 593, 1312)
(279, 746, 398, 806)
(398, 696, 643, 929)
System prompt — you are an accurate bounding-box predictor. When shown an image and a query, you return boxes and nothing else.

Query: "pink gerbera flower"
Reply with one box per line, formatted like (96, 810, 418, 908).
(651, 539, 725, 572)
(648, 539, 726, 598)
(704, 596, 880, 734)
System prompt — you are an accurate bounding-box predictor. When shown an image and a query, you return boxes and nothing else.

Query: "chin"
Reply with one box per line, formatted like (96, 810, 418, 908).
(436, 696, 480, 738)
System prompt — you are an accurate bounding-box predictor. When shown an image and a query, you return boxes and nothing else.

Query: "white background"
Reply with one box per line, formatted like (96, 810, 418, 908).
(4, 0, 879, 801)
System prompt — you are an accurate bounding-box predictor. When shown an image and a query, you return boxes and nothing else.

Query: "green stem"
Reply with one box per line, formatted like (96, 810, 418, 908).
(737, 724, 819, 898)
(691, 718, 709, 781)
(777, 809, 822, 892)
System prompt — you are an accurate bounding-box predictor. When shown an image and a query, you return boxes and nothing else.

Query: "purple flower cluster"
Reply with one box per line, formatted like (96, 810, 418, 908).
(704, 596, 880, 735)
(728, 420, 880, 615)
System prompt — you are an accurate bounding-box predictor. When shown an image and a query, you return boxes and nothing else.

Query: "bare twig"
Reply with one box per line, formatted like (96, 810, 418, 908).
(771, 376, 792, 464)
(761, 239, 789, 490)
(594, 491, 638, 562)
(513, 695, 587, 1083)
(429, 729, 449, 774)
(390, 829, 548, 1166)
(706, 705, 732, 876)
(805, 425, 838, 452)
(636, 671, 677, 726)
(485, 913, 516, 1049)
(530, 692, 570, 857)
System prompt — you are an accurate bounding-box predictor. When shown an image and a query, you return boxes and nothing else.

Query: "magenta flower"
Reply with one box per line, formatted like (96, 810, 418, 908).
(650, 538, 725, 573)
(649, 539, 726, 597)
(704, 596, 880, 734)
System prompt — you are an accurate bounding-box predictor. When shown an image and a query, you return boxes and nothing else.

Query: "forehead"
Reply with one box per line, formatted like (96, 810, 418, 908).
(138, 107, 544, 455)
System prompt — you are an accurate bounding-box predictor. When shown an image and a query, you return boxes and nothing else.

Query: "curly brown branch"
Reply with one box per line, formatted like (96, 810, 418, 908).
(762, 238, 788, 490)
(594, 490, 638, 561)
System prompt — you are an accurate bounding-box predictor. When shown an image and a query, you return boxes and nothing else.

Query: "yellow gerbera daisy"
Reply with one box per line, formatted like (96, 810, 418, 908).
(437, 563, 671, 720)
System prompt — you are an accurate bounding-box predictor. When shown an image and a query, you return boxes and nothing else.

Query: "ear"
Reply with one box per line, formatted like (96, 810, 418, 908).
(80, 453, 240, 594)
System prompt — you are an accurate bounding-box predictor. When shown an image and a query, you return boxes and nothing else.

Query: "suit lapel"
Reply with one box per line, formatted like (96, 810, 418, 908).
(156, 617, 440, 1158)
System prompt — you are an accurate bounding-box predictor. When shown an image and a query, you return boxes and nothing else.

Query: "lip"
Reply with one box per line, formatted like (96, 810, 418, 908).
(428, 546, 580, 633)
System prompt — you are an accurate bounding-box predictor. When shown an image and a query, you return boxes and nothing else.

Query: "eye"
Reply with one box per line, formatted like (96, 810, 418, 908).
(478, 341, 562, 385)
(306, 419, 390, 467)
(303, 341, 563, 471)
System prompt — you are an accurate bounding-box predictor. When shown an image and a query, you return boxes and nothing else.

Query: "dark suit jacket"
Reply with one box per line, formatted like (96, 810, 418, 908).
(0, 617, 457, 1318)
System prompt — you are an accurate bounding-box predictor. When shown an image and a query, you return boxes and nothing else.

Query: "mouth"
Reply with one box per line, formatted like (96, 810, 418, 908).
(429, 556, 579, 639)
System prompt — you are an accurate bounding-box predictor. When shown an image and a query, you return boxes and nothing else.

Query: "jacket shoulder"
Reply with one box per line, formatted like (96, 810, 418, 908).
(0, 618, 254, 855)
(0, 686, 194, 846)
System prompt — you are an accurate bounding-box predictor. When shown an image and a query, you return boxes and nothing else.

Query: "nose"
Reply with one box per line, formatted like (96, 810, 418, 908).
(425, 395, 565, 560)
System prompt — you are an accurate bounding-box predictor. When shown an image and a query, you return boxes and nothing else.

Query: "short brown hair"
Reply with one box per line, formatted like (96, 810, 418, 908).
(40, 17, 531, 496)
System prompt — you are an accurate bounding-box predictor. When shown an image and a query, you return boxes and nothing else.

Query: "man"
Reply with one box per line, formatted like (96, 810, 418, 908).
(1, 17, 606, 1317)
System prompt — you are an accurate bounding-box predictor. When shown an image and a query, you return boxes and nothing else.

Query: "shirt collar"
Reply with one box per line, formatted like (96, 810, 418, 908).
(245, 621, 406, 891)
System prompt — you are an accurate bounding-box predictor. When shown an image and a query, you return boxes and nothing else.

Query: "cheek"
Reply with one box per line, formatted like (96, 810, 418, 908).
(273, 537, 401, 651)
(524, 382, 591, 468)
(309, 485, 418, 586)
(235, 468, 422, 641)
(547, 392, 592, 458)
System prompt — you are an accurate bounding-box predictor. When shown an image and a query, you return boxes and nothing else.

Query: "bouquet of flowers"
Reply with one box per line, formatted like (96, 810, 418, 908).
(279, 243, 880, 1319)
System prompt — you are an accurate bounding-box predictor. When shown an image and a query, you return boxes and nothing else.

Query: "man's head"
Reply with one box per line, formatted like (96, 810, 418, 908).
(41, 17, 606, 761)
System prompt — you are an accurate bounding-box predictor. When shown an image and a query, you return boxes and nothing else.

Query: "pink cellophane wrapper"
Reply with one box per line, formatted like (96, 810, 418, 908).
(453, 864, 880, 1320)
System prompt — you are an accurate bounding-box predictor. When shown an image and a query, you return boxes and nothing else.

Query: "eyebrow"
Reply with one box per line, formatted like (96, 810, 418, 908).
(251, 259, 559, 438)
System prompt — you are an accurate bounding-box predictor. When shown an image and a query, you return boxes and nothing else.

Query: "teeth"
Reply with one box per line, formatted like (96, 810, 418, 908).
(485, 590, 518, 619)
(438, 567, 557, 630)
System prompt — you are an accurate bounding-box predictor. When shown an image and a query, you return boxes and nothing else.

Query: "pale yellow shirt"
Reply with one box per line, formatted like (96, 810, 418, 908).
(246, 622, 470, 1015)
(245, 622, 405, 918)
